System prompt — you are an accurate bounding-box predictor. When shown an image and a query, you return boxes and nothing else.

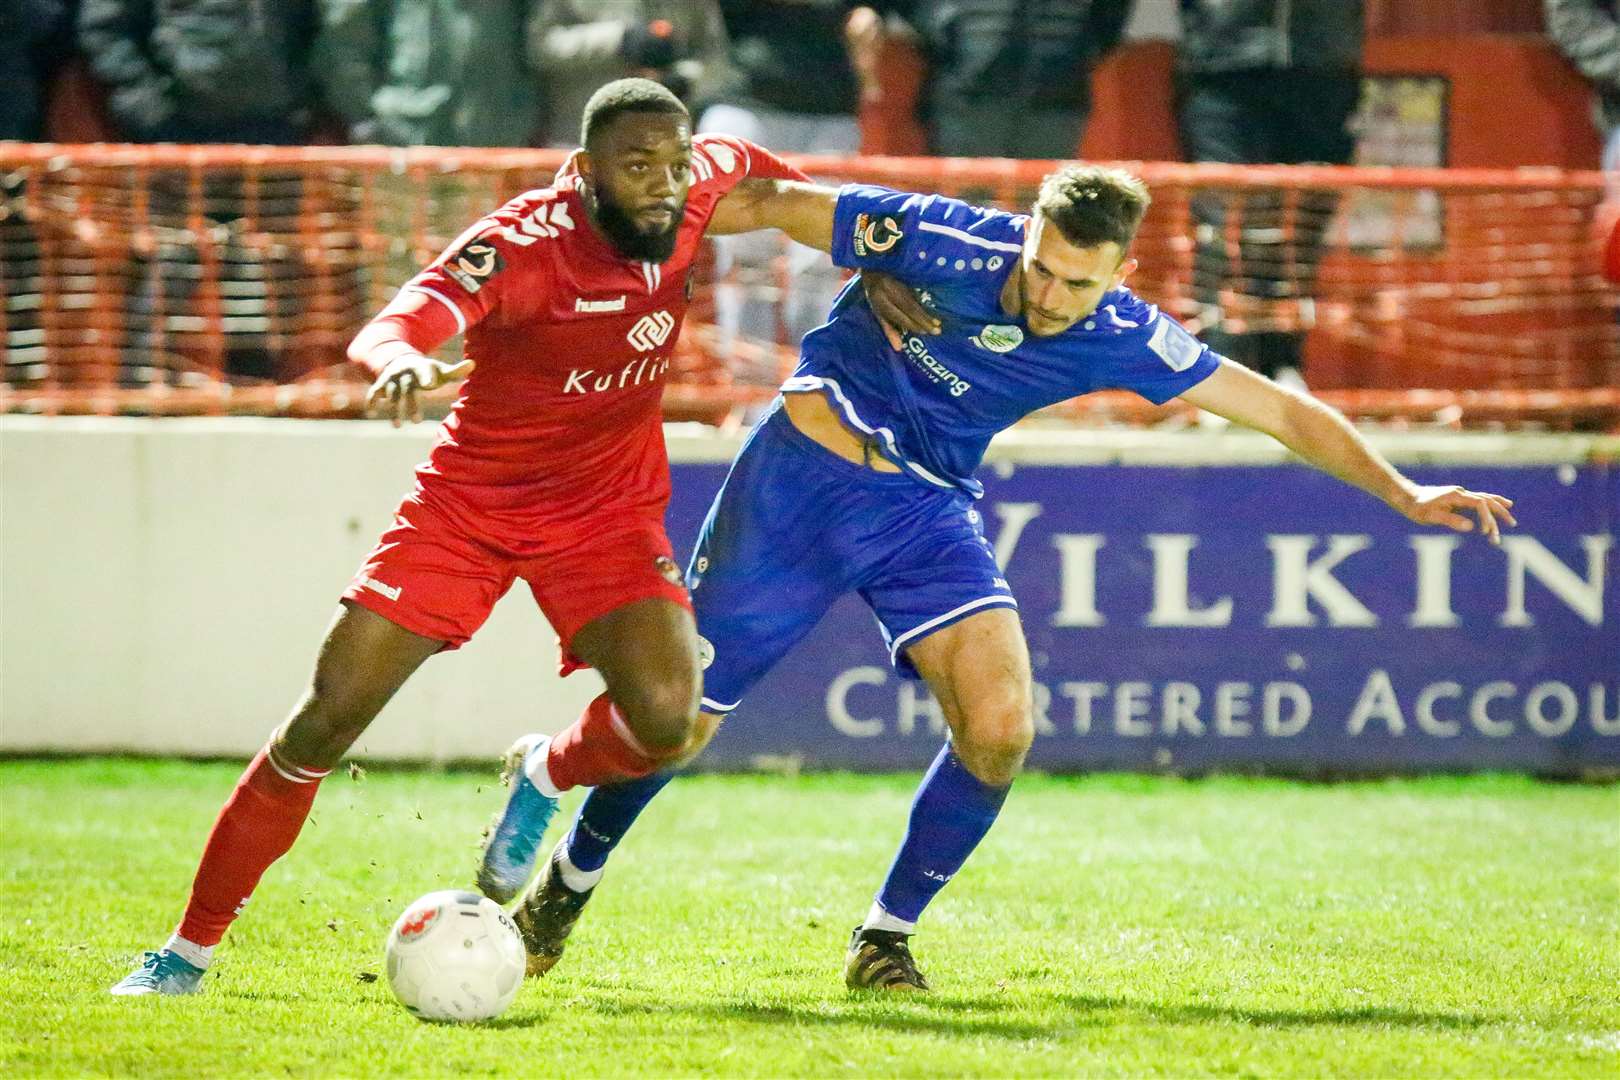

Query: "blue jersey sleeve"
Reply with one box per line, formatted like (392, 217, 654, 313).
(1094, 296, 1222, 405)
(831, 184, 1023, 287)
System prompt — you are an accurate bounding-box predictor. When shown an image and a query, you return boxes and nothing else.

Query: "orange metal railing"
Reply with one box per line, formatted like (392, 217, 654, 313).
(2, 145, 1614, 428)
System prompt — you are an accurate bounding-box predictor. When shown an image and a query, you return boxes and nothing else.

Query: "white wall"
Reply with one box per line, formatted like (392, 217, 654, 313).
(2, 417, 1609, 761)
(3, 419, 638, 761)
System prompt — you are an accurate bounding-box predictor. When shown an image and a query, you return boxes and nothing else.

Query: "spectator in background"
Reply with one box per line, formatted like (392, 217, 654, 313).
(316, 0, 543, 147)
(1, 1, 76, 142)
(79, 0, 319, 143)
(1175, 0, 1363, 387)
(529, 1, 729, 148)
(883, 0, 1133, 158)
(2, 2, 77, 392)
(700, 1, 875, 156)
(1546, 0, 1620, 174)
(76, 0, 325, 387)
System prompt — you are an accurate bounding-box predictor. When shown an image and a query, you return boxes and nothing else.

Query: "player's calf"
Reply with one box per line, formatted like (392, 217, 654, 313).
(112, 605, 439, 997)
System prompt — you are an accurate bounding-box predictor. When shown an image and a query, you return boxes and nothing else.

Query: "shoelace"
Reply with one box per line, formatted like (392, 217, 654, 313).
(129, 951, 170, 981)
(137, 950, 195, 976)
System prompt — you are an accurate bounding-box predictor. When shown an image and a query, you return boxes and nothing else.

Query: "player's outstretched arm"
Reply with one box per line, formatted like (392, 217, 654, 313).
(349, 290, 474, 427)
(708, 179, 940, 342)
(1178, 360, 1518, 543)
(708, 178, 841, 250)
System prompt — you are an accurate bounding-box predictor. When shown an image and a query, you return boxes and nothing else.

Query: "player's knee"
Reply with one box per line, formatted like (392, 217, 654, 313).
(956, 693, 1034, 786)
(664, 710, 725, 769)
(614, 671, 701, 758)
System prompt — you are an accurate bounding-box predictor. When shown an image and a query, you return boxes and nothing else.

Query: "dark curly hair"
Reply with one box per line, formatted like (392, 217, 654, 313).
(1034, 165, 1151, 250)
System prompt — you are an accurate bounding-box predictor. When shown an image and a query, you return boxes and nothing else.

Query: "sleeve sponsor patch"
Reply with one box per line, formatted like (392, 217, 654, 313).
(1145, 315, 1202, 372)
(444, 240, 505, 293)
(852, 213, 903, 257)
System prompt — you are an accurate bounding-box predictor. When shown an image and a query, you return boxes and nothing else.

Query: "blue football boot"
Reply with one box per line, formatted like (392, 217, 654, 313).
(476, 734, 559, 904)
(109, 950, 206, 996)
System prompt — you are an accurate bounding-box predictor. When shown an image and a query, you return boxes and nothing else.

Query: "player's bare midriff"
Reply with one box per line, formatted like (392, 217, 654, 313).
(782, 390, 903, 473)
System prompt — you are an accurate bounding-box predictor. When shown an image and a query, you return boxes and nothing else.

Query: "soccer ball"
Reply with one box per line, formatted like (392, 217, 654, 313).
(384, 890, 526, 1022)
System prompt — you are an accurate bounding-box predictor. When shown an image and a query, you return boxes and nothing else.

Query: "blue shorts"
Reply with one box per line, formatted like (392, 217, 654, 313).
(687, 402, 1018, 714)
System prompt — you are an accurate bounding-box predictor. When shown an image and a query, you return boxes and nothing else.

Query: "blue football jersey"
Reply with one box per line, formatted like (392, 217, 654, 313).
(785, 184, 1222, 497)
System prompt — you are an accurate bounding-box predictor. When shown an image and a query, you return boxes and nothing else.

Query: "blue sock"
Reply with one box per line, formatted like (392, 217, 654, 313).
(872, 744, 1010, 928)
(563, 770, 675, 873)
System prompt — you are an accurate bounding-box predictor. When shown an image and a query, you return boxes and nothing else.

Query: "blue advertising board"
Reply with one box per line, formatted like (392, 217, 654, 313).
(665, 459, 1618, 775)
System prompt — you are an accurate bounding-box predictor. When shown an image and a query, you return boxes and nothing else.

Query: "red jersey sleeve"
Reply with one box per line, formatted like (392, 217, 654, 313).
(401, 192, 562, 334)
(692, 133, 813, 188)
(347, 288, 463, 375)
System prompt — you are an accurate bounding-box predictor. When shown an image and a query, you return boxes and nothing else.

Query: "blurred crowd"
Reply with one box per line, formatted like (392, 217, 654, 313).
(3, 2, 1615, 159)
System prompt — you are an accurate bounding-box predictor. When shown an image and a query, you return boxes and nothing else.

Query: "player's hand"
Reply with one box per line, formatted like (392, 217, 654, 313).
(862, 271, 940, 351)
(365, 353, 475, 427)
(1397, 484, 1517, 545)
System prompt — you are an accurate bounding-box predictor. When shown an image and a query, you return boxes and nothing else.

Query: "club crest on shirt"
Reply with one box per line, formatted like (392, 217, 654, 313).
(696, 634, 714, 671)
(445, 241, 504, 293)
(971, 324, 1024, 353)
(852, 213, 903, 257)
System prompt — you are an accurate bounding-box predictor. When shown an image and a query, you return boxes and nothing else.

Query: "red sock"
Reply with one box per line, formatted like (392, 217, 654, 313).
(545, 693, 663, 791)
(176, 745, 330, 946)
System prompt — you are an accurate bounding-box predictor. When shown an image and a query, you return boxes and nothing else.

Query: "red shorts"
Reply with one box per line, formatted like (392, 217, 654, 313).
(341, 493, 691, 674)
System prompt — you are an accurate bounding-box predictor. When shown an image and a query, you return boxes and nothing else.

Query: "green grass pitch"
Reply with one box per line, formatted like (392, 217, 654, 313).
(3, 759, 1616, 1077)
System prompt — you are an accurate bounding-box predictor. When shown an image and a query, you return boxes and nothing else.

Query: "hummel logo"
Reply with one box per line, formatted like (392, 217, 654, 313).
(575, 296, 626, 313)
(626, 309, 676, 351)
(360, 575, 401, 601)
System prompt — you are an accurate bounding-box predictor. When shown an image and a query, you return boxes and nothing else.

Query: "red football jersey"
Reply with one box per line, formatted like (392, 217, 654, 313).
(396, 134, 806, 553)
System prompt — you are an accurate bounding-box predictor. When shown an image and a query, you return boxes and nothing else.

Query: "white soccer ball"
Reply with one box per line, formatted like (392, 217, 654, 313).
(384, 889, 526, 1022)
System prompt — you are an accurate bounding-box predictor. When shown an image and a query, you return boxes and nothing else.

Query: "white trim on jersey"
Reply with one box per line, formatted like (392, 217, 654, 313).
(693, 133, 749, 177)
(691, 144, 715, 182)
(779, 376, 957, 491)
(639, 262, 662, 294)
(883, 595, 1020, 663)
(404, 284, 468, 335)
(700, 696, 740, 714)
(916, 221, 1023, 254)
